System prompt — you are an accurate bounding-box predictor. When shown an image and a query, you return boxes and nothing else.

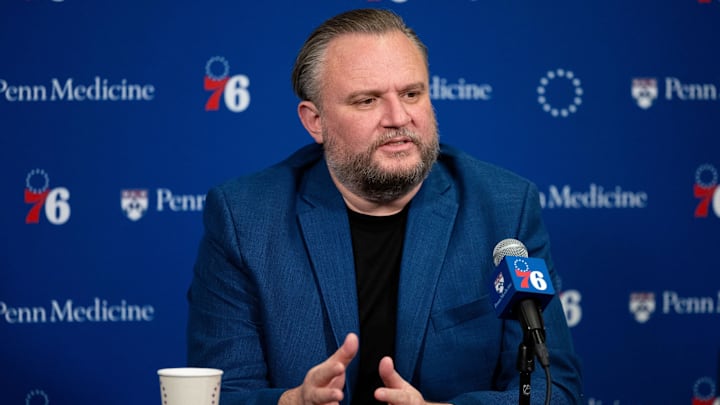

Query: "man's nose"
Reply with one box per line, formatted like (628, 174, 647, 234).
(380, 95, 412, 128)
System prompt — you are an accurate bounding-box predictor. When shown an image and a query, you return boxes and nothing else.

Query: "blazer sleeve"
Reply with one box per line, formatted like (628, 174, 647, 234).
(186, 186, 286, 405)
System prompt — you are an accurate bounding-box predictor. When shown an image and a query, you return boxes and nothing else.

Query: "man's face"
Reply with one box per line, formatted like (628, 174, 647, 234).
(314, 31, 439, 203)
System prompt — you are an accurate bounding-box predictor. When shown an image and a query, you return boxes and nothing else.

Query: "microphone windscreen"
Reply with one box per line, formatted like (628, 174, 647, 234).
(493, 238, 528, 266)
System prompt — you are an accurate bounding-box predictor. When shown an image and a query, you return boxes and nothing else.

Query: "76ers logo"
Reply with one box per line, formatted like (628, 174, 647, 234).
(204, 56, 250, 112)
(513, 258, 548, 291)
(692, 376, 719, 405)
(24, 169, 71, 225)
(694, 164, 720, 218)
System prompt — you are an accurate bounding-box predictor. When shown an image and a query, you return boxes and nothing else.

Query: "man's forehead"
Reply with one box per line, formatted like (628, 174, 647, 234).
(323, 32, 426, 76)
(324, 30, 421, 60)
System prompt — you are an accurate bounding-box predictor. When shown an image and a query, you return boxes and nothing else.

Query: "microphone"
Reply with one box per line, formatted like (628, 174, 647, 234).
(489, 238, 555, 368)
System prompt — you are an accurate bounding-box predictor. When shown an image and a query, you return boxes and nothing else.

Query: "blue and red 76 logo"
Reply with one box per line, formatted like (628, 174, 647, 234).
(204, 56, 250, 113)
(513, 258, 548, 291)
(694, 164, 719, 218)
(24, 169, 71, 225)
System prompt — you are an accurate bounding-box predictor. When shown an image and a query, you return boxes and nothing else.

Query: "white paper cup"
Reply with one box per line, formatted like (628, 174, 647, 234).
(157, 367, 223, 405)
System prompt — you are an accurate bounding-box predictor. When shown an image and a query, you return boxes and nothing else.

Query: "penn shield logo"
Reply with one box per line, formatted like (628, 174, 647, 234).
(629, 292, 656, 323)
(632, 78, 658, 109)
(121, 188, 205, 221)
(121, 189, 149, 221)
(630, 290, 720, 324)
(632, 77, 719, 109)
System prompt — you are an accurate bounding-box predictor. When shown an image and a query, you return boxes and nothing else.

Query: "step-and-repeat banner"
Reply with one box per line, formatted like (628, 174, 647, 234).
(1, 1, 719, 404)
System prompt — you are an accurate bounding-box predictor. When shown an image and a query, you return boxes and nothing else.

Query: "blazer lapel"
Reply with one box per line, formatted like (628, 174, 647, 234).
(295, 158, 361, 403)
(394, 167, 458, 380)
(296, 160, 360, 344)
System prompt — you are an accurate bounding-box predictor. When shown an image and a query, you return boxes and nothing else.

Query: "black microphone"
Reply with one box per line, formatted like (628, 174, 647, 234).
(490, 238, 554, 368)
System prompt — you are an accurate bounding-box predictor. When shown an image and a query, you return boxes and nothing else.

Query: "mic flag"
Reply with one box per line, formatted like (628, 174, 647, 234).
(490, 255, 555, 320)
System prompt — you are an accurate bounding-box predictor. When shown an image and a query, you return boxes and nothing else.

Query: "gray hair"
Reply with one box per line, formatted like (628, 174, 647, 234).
(291, 8, 429, 107)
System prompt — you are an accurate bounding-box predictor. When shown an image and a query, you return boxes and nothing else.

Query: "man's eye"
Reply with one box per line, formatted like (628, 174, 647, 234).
(404, 91, 423, 101)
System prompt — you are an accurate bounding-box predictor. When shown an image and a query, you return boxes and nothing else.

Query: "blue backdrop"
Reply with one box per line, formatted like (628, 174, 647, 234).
(2, 1, 719, 404)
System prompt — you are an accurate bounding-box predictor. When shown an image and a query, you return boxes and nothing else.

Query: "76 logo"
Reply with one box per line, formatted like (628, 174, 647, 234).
(24, 169, 71, 225)
(204, 56, 250, 112)
(513, 258, 548, 291)
(694, 164, 720, 218)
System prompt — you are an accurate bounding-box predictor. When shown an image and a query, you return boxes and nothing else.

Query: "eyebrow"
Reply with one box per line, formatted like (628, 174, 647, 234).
(344, 82, 427, 103)
(402, 82, 427, 94)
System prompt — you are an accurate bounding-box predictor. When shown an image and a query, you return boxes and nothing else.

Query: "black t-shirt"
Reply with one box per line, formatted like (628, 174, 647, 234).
(347, 205, 409, 405)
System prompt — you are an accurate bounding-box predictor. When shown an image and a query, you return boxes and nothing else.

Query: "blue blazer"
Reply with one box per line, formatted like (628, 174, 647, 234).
(187, 143, 582, 404)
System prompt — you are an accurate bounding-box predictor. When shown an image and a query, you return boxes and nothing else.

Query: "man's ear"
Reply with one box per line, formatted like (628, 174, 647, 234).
(298, 100, 323, 144)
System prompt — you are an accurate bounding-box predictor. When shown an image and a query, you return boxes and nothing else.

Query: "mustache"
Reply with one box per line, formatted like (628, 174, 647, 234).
(370, 128, 421, 150)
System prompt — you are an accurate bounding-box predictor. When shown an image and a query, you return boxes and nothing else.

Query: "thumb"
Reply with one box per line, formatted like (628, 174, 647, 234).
(378, 356, 408, 389)
(332, 333, 359, 367)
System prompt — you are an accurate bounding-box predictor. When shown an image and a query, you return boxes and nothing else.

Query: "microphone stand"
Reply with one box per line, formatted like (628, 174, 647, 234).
(516, 299, 552, 405)
(516, 334, 535, 405)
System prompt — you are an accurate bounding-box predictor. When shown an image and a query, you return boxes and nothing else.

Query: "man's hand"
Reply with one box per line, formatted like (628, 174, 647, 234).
(374, 356, 451, 405)
(279, 333, 359, 405)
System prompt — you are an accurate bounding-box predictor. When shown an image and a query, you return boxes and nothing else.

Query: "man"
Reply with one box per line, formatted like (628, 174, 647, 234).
(187, 8, 582, 405)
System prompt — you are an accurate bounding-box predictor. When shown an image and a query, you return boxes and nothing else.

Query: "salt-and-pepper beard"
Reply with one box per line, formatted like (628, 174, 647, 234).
(323, 125, 440, 203)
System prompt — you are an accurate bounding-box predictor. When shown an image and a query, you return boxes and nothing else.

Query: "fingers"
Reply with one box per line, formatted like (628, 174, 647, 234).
(300, 363, 345, 404)
(278, 385, 342, 405)
(309, 333, 358, 386)
(378, 356, 407, 389)
(332, 333, 359, 367)
(296, 333, 359, 404)
(375, 356, 424, 405)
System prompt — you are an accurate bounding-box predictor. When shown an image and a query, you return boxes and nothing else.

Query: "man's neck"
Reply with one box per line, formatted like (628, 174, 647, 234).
(330, 174, 422, 216)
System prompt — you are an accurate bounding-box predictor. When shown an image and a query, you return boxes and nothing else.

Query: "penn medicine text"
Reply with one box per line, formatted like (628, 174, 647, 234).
(0, 77, 155, 102)
(0, 298, 154, 323)
(539, 184, 648, 209)
(665, 77, 717, 101)
(663, 291, 720, 314)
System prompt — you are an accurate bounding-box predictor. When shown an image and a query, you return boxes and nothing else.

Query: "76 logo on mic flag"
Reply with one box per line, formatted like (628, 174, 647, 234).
(512, 258, 550, 291)
(490, 256, 555, 320)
